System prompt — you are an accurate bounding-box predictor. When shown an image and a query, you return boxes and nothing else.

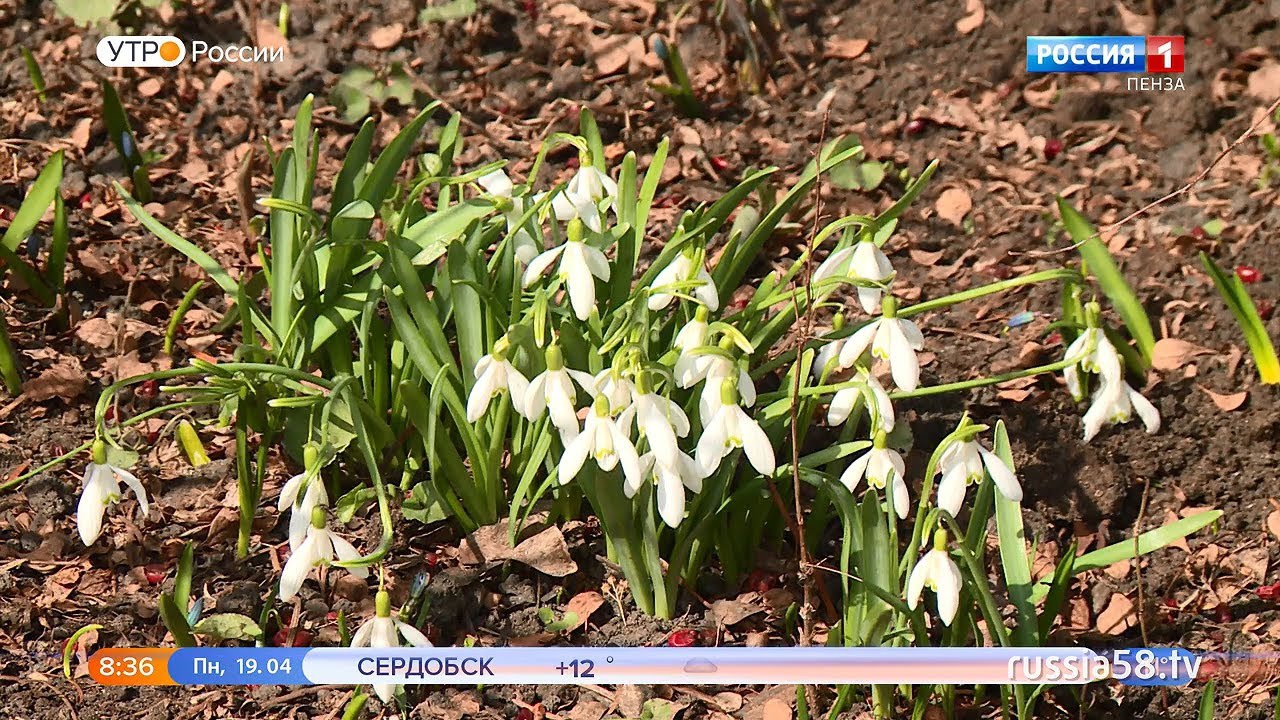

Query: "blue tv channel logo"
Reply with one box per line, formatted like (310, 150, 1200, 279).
(1026, 36, 1146, 73)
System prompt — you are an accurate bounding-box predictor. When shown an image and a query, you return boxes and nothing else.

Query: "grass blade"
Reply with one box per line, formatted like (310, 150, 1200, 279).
(1200, 252, 1280, 383)
(2, 149, 62, 252)
(1072, 510, 1221, 574)
(991, 421, 1037, 647)
(102, 81, 151, 202)
(0, 307, 23, 394)
(1057, 197, 1155, 366)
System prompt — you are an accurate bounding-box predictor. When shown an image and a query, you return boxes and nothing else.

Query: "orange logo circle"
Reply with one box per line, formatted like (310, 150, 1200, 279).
(159, 41, 181, 62)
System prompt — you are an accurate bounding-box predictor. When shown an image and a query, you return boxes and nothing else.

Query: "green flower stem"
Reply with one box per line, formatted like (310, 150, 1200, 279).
(887, 353, 1080, 400)
(752, 269, 1080, 381)
(896, 269, 1082, 319)
(1, 399, 215, 492)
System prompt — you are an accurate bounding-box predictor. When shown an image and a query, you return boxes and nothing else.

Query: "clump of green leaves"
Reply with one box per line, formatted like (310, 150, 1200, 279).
(332, 65, 420, 123)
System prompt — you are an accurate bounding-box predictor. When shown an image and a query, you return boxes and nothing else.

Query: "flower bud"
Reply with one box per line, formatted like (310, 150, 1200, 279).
(91, 439, 108, 465)
(310, 505, 327, 529)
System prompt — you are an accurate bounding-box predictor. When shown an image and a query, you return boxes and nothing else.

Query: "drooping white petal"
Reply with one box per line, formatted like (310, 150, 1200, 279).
(477, 169, 514, 198)
(978, 447, 1022, 503)
(395, 620, 433, 647)
(735, 406, 776, 475)
(558, 427, 594, 484)
(837, 322, 879, 369)
(612, 423, 644, 495)
(827, 387, 859, 426)
(77, 469, 114, 546)
(933, 552, 962, 626)
(278, 473, 306, 511)
(884, 320, 920, 391)
(522, 244, 566, 287)
(350, 618, 376, 647)
(466, 366, 501, 422)
(935, 464, 969, 517)
(695, 410, 730, 476)
(693, 267, 720, 310)
(905, 557, 929, 610)
(504, 363, 531, 412)
(279, 534, 319, 601)
(813, 246, 854, 288)
(655, 467, 686, 528)
(865, 375, 896, 433)
(563, 244, 598, 320)
(582, 244, 611, 281)
(1128, 385, 1161, 434)
(837, 452, 872, 492)
(113, 466, 150, 517)
(889, 474, 910, 520)
(525, 373, 549, 419)
(330, 535, 369, 578)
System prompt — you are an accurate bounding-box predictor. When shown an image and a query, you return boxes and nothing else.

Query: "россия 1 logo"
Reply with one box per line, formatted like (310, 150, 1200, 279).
(1026, 36, 1184, 73)
(1025, 35, 1185, 90)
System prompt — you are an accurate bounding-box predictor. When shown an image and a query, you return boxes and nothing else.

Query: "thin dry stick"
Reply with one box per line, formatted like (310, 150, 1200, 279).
(1133, 477, 1151, 649)
(1022, 94, 1280, 257)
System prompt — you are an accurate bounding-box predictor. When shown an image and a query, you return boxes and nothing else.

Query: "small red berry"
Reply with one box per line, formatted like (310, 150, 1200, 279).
(515, 708, 535, 720)
(565, 156, 580, 170)
(744, 569, 777, 594)
(1190, 226, 1207, 240)
(424, 551, 441, 568)
(79, 192, 92, 210)
(1214, 603, 1232, 623)
(710, 156, 730, 172)
(326, 611, 338, 621)
(1257, 300, 1274, 321)
(143, 564, 166, 585)
(520, 0, 538, 19)
(145, 430, 160, 444)
(138, 379, 159, 399)
(903, 118, 929, 136)
(1235, 265, 1262, 284)
(667, 628, 698, 647)
(1043, 138, 1064, 161)
(1256, 582, 1280, 601)
(104, 406, 117, 422)
(273, 628, 313, 647)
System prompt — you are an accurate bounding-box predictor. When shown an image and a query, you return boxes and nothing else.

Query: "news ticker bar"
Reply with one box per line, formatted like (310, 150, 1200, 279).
(89, 647, 1203, 687)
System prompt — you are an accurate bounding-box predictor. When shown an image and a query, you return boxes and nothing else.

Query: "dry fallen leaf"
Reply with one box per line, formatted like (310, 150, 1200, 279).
(1096, 592, 1135, 634)
(1248, 62, 1280, 100)
(956, 0, 985, 34)
(562, 591, 605, 631)
(1114, 1, 1155, 35)
(762, 698, 792, 720)
(138, 77, 163, 97)
(369, 23, 404, 50)
(935, 187, 972, 228)
(825, 38, 869, 60)
(457, 516, 579, 576)
(593, 34, 645, 76)
(710, 598, 764, 627)
(1266, 510, 1280, 541)
(1199, 386, 1248, 412)
(1151, 338, 1211, 371)
(22, 356, 87, 402)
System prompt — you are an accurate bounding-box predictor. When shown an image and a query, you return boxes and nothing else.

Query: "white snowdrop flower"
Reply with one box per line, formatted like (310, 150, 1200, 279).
(1082, 378, 1161, 443)
(848, 238, 896, 313)
(636, 449, 707, 529)
(618, 390, 691, 473)
(77, 439, 150, 546)
(812, 245, 855, 297)
(673, 308, 711, 388)
(906, 530, 963, 626)
(277, 444, 330, 550)
(837, 297, 924, 392)
(279, 507, 369, 602)
(934, 432, 1022, 517)
(525, 344, 596, 438)
(647, 251, 720, 311)
(351, 590, 432, 702)
(477, 169, 539, 265)
(551, 163, 617, 232)
(590, 368, 636, 414)
(813, 314, 849, 381)
(1063, 323, 1122, 401)
(812, 239, 894, 310)
(828, 369, 895, 434)
(466, 339, 531, 423)
(695, 378, 775, 477)
(559, 395, 643, 490)
(522, 219, 611, 320)
(837, 432, 910, 519)
(695, 354, 756, 420)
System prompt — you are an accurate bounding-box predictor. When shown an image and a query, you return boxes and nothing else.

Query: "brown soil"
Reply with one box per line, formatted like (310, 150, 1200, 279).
(3, 0, 1280, 718)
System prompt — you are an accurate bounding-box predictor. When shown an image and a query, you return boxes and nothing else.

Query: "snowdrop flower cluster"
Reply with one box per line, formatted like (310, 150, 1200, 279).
(477, 169, 539, 265)
(1062, 304, 1160, 442)
(77, 439, 150, 546)
(838, 430, 909, 519)
(466, 161, 778, 527)
(352, 590, 432, 702)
